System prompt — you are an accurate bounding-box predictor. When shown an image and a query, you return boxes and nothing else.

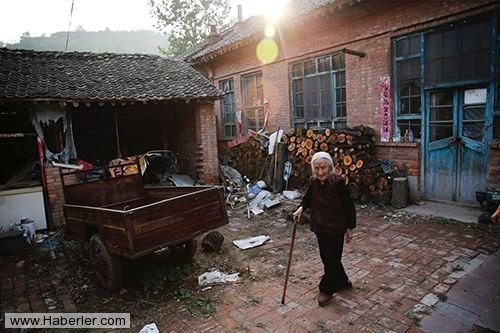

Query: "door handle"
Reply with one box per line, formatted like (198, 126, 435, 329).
(448, 137, 461, 145)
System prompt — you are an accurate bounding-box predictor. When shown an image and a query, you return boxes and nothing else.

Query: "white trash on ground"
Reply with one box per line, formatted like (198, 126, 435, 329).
(139, 323, 159, 333)
(198, 270, 240, 286)
(233, 235, 271, 250)
(282, 190, 302, 200)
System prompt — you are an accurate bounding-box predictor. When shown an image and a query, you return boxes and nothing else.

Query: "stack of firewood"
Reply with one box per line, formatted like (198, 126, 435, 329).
(282, 125, 391, 204)
(225, 136, 268, 182)
(223, 125, 391, 204)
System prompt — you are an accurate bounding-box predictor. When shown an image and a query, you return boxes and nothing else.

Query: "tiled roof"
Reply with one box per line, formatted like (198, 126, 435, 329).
(0, 48, 221, 102)
(184, 0, 358, 62)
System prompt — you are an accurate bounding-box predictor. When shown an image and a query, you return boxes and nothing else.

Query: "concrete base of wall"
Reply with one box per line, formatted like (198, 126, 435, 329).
(407, 175, 419, 203)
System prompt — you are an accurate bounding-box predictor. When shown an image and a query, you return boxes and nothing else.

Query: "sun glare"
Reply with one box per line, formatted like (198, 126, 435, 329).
(237, 0, 289, 22)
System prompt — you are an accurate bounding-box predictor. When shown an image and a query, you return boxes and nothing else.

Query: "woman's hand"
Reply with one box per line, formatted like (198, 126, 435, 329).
(292, 207, 303, 224)
(345, 229, 353, 243)
(492, 205, 500, 224)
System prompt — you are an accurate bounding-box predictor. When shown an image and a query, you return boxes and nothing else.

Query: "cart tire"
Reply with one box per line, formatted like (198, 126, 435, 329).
(170, 239, 197, 261)
(89, 234, 123, 291)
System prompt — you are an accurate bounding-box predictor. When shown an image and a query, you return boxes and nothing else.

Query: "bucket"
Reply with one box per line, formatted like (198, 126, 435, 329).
(0, 230, 31, 256)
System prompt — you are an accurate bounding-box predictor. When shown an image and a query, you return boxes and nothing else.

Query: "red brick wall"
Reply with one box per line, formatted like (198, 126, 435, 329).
(199, 0, 500, 190)
(488, 145, 500, 187)
(43, 163, 65, 228)
(375, 143, 420, 177)
(196, 103, 219, 184)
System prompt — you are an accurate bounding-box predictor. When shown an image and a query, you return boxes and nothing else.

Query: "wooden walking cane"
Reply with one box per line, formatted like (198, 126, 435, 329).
(281, 222, 297, 304)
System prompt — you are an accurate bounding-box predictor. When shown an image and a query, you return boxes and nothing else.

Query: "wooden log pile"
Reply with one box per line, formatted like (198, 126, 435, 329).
(282, 125, 391, 204)
(224, 137, 268, 182)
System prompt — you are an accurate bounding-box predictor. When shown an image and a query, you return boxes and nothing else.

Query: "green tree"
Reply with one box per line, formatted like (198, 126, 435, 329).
(149, 0, 230, 56)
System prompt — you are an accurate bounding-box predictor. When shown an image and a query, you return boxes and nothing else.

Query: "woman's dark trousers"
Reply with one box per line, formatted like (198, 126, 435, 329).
(316, 233, 349, 295)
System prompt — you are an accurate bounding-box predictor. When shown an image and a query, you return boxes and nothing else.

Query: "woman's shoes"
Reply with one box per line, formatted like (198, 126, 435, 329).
(345, 280, 353, 290)
(318, 292, 332, 307)
(331, 280, 353, 294)
(318, 281, 353, 306)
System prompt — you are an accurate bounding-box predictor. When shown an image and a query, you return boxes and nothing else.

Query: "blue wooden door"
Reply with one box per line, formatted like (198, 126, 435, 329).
(425, 88, 488, 204)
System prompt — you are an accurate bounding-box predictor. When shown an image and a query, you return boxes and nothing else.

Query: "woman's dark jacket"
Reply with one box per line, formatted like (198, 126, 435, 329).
(301, 174, 356, 234)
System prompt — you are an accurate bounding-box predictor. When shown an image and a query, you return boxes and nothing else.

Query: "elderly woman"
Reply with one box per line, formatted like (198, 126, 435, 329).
(293, 151, 356, 306)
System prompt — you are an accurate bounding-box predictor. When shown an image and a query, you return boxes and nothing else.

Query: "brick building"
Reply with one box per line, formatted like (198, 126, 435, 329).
(185, 0, 500, 205)
(0, 49, 221, 228)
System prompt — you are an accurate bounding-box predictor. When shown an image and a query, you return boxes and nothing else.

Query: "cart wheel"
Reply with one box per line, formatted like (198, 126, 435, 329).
(170, 239, 198, 261)
(89, 234, 123, 291)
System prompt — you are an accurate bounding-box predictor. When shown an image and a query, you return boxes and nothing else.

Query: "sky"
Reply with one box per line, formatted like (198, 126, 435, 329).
(0, 0, 286, 43)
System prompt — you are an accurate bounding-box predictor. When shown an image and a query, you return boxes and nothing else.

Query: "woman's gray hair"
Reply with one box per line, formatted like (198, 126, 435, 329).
(310, 152, 333, 172)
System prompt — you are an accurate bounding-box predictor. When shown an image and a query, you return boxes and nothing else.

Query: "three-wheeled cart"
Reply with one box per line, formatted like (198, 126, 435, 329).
(59, 162, 228, 290)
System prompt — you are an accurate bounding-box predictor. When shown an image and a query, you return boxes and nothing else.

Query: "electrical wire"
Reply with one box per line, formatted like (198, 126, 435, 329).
(65, 0, 75, 51)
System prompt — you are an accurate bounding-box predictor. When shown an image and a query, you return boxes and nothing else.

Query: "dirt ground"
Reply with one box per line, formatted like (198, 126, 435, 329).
(1, 199, 500, 332)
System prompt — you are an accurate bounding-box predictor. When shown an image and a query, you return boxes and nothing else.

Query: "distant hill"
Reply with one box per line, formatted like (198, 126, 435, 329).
(4, 30, 169, 55)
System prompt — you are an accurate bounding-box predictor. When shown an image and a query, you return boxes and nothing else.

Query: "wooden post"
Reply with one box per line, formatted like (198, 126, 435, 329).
(391, 177, 408, 208)
(272, 142, 286, 193)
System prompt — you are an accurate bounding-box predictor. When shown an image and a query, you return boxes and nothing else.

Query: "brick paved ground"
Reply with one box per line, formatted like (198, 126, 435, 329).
(1, 203, 499, 332)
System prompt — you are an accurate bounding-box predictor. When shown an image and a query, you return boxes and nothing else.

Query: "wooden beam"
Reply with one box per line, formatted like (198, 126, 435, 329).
(0, 133, 37, 138)
(342, 48, 366, 57)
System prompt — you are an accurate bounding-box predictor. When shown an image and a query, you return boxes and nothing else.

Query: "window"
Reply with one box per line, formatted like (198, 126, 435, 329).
(393, 17, 494, 142)
(219, 79, 236, 138)
(290, 52, 346, 129)
(425, 19, 491, 85)
(394, 34, 422, 140)
(241, 73, 264, 132)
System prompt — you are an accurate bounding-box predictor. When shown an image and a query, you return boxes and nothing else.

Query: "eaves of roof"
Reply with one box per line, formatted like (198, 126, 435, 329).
(0, 48, 222, 103)
(185, 0, 364, 63)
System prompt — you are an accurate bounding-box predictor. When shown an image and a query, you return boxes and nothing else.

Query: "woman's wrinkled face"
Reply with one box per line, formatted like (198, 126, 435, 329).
(312, 158, 332, 183)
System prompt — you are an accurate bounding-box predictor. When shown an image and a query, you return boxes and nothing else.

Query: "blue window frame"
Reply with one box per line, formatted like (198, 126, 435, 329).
(219, 79, 236, 138)
(241, 72, 264, 132)
(494, 18, 500, 140)
(393, 15, 497, 141)
(290, 53, 346, 129)
(393, 34, 423, 140)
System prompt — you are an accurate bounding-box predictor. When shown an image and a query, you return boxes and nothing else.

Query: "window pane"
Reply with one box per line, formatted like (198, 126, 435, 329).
(332, 53, 345, 70)
(425, 29, 458, 84)
(296, 106, 304, 119)
(291, 63, 302, 78)
(494, 115, 500, 140)
(304, 60, 315, 75)
(462, 105, 485, 142)
(336, 103, 346, 118)
(317, 56, 331, 72)
(293, 79, 304, 118)
(399, 81, 421, 115)
(461, 20, 490, 81)
(306, 76, 319, 118)
(241, 73, 263, 131)
(430, 123, 453, 141)
(336, 71, 345, 86)
(410, 96, 421, 114)
(219, 79, 235, 138)
(398, 58, 420, 82)
(397, 120, 422, 141)
(396, 35, 420, 57)
(430, 91, 453, 141)
(425, 19, 491, 85)
(319, 74, 331, 119)
(396, 37, 409, 57)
